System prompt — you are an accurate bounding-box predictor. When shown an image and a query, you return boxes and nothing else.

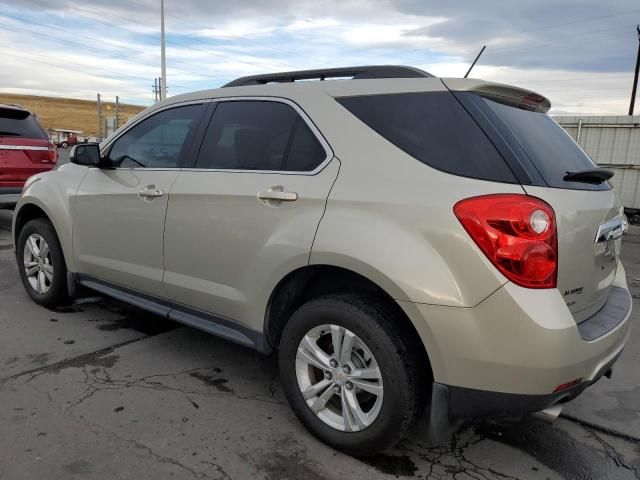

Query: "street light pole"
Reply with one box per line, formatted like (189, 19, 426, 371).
(160, 0, 167, 100)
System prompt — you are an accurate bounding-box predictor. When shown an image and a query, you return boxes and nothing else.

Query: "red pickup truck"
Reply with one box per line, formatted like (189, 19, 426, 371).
(0, 104, 57, 207)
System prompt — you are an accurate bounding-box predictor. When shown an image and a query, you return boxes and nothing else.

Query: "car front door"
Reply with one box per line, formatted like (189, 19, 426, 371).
(163, 98, 338, 330)
(73, 102, 207, 297)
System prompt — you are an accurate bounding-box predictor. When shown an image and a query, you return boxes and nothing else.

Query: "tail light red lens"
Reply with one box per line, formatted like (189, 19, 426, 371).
(454, 194, 557, 289)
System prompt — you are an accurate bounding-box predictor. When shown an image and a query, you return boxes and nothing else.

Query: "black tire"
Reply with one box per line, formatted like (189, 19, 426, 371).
(61, 142, 68, 149)
(16, 218, 68, 307)
(630, 214, 640, 226)
(278, 293, 428, 456)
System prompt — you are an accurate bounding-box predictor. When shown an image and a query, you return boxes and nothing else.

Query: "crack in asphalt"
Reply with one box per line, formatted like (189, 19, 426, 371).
(1, 336, 147, 386)
(560, 413, 640, 443)
(94, 418, 230, 480)
(398, 425, 522, 480)
(64, 365, 285, 413)
(585, 428, 640, 479)
(14, 376, 233, 480)
(108, 432, 218, 479)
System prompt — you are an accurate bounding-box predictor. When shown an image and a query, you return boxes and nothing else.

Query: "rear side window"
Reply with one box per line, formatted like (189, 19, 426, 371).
(283, 120, 326, 171)
(196, 100, 326, 172)
(0, 108, 47, 139)
(337, 92, 516, 183)
(477, 96, 608, 191)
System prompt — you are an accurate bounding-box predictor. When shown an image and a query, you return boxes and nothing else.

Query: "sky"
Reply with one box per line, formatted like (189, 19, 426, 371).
(0, 0, 639, 115)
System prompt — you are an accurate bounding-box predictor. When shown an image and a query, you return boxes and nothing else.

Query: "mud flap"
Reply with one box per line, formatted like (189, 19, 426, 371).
(427, 383, 457, 445)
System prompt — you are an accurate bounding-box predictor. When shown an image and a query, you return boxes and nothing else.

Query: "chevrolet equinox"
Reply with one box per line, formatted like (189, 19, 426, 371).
(13, 66, 632, 455)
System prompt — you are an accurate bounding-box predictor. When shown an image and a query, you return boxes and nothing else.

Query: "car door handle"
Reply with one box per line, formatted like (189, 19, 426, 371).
(257, 186, 298, 203)
(138, 186, 164, 199)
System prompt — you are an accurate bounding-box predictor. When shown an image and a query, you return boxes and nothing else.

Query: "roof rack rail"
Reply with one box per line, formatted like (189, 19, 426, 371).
(222, 65, 433, 88)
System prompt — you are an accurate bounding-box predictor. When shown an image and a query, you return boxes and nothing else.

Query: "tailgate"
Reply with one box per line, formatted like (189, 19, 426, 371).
(445, 80, 624, 322)
(0, 137, 53, 185)
(523, 186, 622, 321)
(0, 106, 54, 186)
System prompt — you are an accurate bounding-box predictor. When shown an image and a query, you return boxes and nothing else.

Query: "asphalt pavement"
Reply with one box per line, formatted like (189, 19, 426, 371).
(57, 147, 70, 166)
(0, 208, 638, 479)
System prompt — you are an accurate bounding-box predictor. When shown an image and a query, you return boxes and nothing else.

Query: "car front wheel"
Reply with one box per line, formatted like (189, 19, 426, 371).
(279, 293, 427, 456)
(17, 218, 68, 307)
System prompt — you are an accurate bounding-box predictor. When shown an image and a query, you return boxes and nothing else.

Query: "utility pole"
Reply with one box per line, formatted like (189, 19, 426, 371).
(115, 96, 120, 128)
(153, 78, 158, 102)
(96, 93, 102, 141)
(160, 0, 167, 100)
(629, 24, 640, 116)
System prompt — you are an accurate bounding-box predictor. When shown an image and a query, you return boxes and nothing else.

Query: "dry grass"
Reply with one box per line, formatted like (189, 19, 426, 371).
(0, 93, 145, 137)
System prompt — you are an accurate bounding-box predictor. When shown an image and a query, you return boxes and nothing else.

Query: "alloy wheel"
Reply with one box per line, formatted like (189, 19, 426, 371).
(23, 234, 54, 294)
(295, 324, 384, 432)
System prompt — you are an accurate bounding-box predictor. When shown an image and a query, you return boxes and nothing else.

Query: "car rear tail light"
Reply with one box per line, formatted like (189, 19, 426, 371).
(454, 194, 557, 288)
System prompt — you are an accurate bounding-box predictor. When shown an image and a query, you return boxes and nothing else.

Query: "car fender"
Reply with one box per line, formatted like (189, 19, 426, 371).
(13, 164, 88, 273)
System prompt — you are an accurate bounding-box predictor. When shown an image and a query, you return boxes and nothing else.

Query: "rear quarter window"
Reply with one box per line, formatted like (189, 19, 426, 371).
(337, 92, 517, 183)
(476, 95, 609, 191)
(0, 109, 47, 139)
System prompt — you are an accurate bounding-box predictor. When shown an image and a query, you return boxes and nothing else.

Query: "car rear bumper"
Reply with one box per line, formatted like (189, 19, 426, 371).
(398, 261, 632, 398)
(440, 346, 621, 419)
(0, 187, 22, 195)
(0, 188, 21, 207)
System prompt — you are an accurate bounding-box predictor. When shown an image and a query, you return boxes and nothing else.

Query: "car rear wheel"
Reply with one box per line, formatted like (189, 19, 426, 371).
(61, 142, 68, 149)
(17, 218, 68, 307)
(278, 293, 427, 456)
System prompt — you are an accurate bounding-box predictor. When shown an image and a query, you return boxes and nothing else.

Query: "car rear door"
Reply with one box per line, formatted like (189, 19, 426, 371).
(73, 102, 207, 297)
(163, 98, 338, 330)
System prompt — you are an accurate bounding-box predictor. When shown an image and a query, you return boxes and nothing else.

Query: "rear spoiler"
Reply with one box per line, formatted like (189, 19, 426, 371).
(441, 78, 551, 113)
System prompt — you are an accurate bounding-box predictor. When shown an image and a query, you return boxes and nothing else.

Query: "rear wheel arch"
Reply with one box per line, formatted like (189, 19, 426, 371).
(264, 264, 433, 380)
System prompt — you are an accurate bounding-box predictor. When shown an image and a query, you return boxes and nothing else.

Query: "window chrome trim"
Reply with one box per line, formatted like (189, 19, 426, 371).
(182, 96, 334, 176)
(97, 96, 334, 175)
(99, 99, 215, 153)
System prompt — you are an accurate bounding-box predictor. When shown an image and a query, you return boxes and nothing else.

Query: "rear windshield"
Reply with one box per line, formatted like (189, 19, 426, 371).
(0, 108, 47, 139)
(337, 92, 517, 183)
(474, 95, 608, 191)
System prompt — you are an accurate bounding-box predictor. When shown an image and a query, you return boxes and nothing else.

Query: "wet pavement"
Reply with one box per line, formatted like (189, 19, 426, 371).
(0, 209, 638, 479)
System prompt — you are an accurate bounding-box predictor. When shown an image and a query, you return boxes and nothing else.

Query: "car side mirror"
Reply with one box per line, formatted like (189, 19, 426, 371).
(70, 143, 101, 166)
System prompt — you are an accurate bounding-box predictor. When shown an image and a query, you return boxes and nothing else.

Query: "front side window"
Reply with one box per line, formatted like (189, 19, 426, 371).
(107, 104, 205, 168)
(196, 100, 326, 171)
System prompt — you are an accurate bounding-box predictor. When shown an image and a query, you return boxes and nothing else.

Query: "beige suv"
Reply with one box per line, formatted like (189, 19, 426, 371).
(12, 66, 632, 455)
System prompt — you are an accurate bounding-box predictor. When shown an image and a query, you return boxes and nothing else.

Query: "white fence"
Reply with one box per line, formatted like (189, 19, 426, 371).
(554, 115, 640, 209)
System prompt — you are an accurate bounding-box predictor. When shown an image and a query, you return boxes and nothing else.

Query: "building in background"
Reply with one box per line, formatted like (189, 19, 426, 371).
(556, 116, 640, 221)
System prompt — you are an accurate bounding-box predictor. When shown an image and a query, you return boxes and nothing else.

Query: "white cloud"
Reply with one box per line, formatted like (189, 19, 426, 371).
(0, 0, 636, 114)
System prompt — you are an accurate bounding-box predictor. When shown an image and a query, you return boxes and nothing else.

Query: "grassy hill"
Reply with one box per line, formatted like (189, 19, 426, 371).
(0, 93, 146, 137)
